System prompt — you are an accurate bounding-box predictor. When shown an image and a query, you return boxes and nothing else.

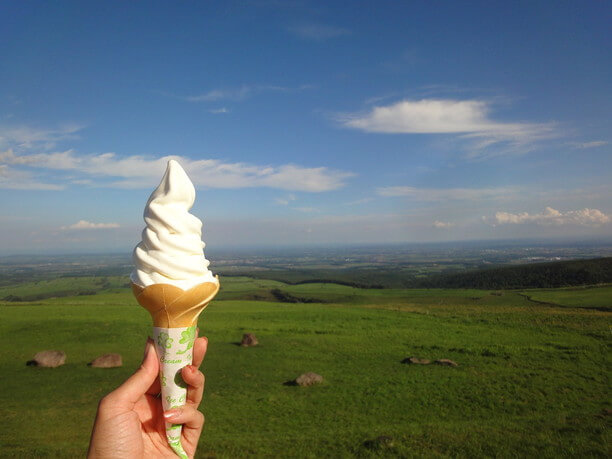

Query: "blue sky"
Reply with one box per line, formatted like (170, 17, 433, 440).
(1, 1, 610, 254)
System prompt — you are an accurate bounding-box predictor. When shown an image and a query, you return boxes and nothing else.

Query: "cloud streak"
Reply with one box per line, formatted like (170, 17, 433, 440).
(0, 164, 64, 190)
(185, 84, 312, 103)
(487, 207, 610, 226)
(275, 194, 296, 205)
(433, 220, 454, 229)
(208, 107, 230, 114)
(0, 124, 84, 151)
(573, 140, 608, 149)
(0, 149, 353, 192)
(61, 220, 120, 230)
(339, 99, 556, 157)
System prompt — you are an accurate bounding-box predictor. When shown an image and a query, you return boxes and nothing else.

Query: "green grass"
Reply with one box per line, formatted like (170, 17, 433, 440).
(0, 278, 610, 457)
(0, 276, 128, 301)
(522, 285, 612, 310)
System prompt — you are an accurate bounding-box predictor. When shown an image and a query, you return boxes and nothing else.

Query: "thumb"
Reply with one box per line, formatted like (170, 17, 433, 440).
(113, 338, 159, 404)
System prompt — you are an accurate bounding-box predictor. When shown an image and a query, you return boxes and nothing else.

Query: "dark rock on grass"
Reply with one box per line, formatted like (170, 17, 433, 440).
(363, 435, 394, 450)
(240, 333, 259, 347)
(292, 372, 323, 387)
(434, 358, 459, 367)
(27, 350, 66, 368)
(402, 356, 431, 365)
(88, 353, 122, 368)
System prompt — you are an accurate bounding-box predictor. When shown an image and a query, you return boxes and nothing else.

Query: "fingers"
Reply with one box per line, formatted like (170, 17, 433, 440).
(145, 374, 161, 397)
(163, 404, 205, 432)
(146, 335, 206, 398)
(182, 365, 205, 406)
(110, 338, 159, 405)
(191, 336, 208, 368)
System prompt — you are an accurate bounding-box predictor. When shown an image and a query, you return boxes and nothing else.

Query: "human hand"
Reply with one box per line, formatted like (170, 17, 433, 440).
(88, 334, 208, 458)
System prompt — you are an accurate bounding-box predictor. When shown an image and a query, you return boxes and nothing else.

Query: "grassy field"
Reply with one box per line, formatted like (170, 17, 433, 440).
(522, 285, 612, 310)
(0, 277, 610, 457)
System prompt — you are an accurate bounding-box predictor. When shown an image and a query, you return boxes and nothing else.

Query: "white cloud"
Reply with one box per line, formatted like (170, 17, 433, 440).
(208, 107, 230, 114)
(61, 220, 120, 230)
(488, 207, 610, 226)
(0, 163, 64, 190)
(433, 220, 454, 229)
(275, 194, 296, 205)
(185, 84, 312, 103)
(340, 99, 556, 157)
(186, 86, 252, 102)
(0, 124, 84, 151)
(0, 149, 353, 192)
(573, 140, 608, 149)
(287, 24, 350, 41)
(377, 185, 518, 201)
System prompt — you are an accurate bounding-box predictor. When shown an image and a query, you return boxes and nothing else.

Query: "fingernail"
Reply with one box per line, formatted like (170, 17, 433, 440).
(164, 408, 182, 419)
(142, 339, 153, 361)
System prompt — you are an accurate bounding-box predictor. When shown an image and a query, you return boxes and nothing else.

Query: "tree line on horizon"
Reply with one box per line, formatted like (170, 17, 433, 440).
(415, 257, 612, 290)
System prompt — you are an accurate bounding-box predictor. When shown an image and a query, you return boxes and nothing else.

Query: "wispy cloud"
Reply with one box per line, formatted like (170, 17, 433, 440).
(433, 220, 454, 229)
(184, 84, 313, 103)
(377, 185, 519, 201)
(208, 107, 230, 114)
(61, 220, 120, 230)
(287, 24, 350, 41)
(0, 124, 84, 151)
(0, 163, 64, 190)
(275, 194, 296, 205)
(339, 99, 556, 157)
(186, 86, 252, 102)
(0, 149, 353, 192)
(572, 140, 608, 149)
(486, 207, 610, 226)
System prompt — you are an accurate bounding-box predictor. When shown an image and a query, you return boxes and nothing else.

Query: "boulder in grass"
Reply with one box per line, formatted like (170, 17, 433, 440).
(89, 353, 123, 368)
(434, 358, 458, 367)
(401, 357, 431, 365)
(240, 333, 259, 347)
(26, 350, 66, 368)
(295, 372, 323, 387)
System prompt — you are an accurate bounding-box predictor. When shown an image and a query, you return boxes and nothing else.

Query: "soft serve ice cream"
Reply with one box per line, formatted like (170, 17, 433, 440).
(130, 159, 219, 459)
(131, 159, 217, 290)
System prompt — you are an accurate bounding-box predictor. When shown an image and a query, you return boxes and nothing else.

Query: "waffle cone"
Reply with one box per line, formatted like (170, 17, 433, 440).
(131, 276, 220, 327)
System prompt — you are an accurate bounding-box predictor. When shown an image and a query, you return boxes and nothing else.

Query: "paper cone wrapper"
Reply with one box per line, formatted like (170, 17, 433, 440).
(152, 326, 194, 459)
(133, 279, 219, 458)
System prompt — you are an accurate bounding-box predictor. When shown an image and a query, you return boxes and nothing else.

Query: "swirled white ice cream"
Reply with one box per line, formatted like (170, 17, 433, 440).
(130, 159, 218, 290)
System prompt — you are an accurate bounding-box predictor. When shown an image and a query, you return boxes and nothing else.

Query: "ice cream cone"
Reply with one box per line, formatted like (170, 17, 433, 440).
(132, 277, 219, 458)
(131, 277, 220, 327)
(130, 160, 220, 458)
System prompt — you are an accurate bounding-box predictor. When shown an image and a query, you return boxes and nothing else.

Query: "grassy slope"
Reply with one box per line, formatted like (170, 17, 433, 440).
(0, 278, 610, 457)
(522, 285, 612, 309)
(0, 276, 128, 301)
